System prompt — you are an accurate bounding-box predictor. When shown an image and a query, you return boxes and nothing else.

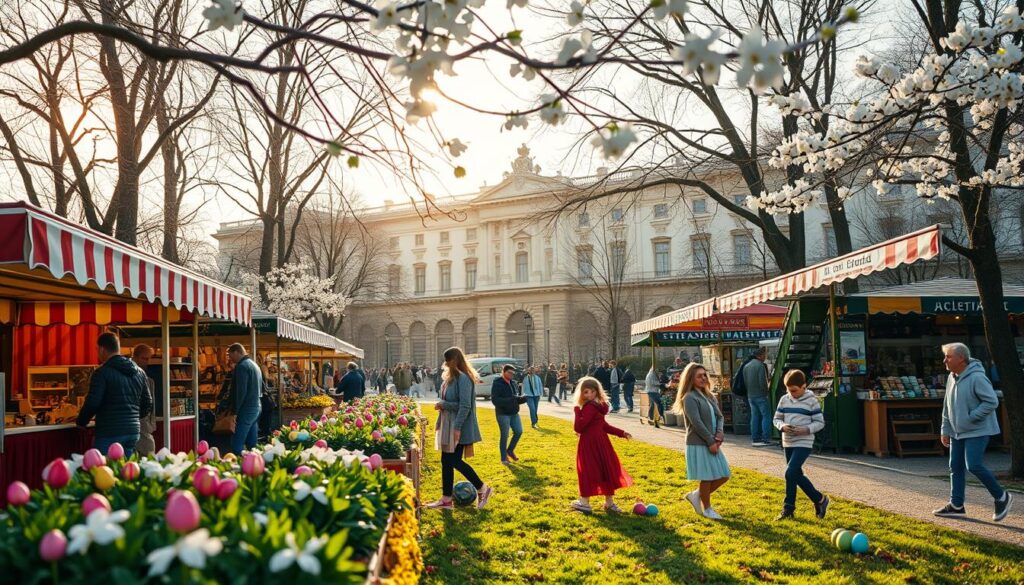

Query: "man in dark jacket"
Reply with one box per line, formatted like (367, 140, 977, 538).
(490, 364, 527, 465)
(544, 363, 560, 405)
(336, 362, 364, 402)
(77, 332, 152, 459)
(621, 367, 636, 413)
(228, 343, 263, 455)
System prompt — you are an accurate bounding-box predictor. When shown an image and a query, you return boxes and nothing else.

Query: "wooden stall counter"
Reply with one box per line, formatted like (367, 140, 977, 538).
(862, 398, 1011, 458)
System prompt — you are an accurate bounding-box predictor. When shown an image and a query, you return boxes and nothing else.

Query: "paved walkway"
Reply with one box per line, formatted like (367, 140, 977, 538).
(452, 397, 1024, 547)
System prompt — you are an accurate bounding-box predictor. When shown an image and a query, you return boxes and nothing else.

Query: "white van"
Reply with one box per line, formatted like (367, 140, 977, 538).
(468, 357, 525, 399)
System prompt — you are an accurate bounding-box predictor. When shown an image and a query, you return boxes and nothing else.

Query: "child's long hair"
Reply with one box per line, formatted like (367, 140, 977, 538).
(671, 363, 712, 415)
(442, 346, 480, 384)
(573, 376, 609, 408)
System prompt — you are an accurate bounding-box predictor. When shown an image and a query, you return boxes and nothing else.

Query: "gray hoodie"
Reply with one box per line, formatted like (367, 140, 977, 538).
(941, 358, 1001, 440)
(645, 368, 660, 393)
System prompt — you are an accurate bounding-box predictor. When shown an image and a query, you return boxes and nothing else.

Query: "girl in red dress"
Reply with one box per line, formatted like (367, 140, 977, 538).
(571, 376, 633, 513)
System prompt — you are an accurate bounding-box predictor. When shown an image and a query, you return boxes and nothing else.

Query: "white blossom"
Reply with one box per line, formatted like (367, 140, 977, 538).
(651, 0, 688, 21)
(371, 1, 402, 31)
(591, 124, 637, 159)
(447, 139, 468, 157)
(539, 96, 566, 126)
(735, 27, 786, 93)
(147, 529, 224, 576)
(556, 30, 597, 65)
(503, 115, 529, 131)
(568, 1, 585, 26)
(203, 0, 245, 32)
(509, 62, 537, 81)
(270, 533, 328, 576)
(250, 263, 349, 324)
(262, 440, 286, 464)
(67, 509, 130, 555)
(671, 32, 725, 85)
(293, 480, 329, 506)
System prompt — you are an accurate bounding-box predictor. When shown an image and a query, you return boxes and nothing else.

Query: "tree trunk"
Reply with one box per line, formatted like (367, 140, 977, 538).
(156, 102, 180, 263)
(258, 215, 276, 305)
(967, 220, 1024, 478)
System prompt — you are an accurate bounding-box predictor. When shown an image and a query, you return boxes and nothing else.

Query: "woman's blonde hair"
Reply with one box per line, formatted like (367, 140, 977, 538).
(573, 376, 609, 407)
(671, 363, 712, 415)
(442, 346, 480, 384)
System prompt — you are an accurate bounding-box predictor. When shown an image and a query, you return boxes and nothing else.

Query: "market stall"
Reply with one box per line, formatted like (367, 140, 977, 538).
(118, 309, 361, 444)
(840, 278, 1016, 456)
(630, 303, 786, 430)
(0, 202, 251, 502)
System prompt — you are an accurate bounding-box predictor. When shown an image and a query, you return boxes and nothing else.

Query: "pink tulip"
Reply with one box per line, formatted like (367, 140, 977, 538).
(82, 449, 105, 471)
(402, 406, 409, 414)
(371, 430, 383, 441)
(314, 439, 328, 449)
(272, 429, 282, 437)
(369, 453, 383, 471)
(320, 415, 328, 423)
(106, 442, 125, 462)
(42, 458, 71, 489)
(294, 465, 314, 477)
(121, 461, 141, 481)
(39, 529, 67, 562)
(345, 407, 353, 414)
(355, 418, 364, 429)
(165, 490, 201, 533)
(398, 415, 409, 427)
(365, 414, 374, 424)
(81, 493, 112, 517)
(289, 420, 299, 430)
(308, 420, 318, 431)
(215, 478, 238, 500)
(361, 460, 374, 472)
(192, 466, 220, 497)
(241, 452, 265, 477)
(197, 440, 209, 456)
(6, 481, 30, 506)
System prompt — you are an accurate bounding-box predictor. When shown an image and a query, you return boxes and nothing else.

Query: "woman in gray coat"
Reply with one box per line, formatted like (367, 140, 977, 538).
(672, 363, 731, 520)
(425, 346, 493, 510)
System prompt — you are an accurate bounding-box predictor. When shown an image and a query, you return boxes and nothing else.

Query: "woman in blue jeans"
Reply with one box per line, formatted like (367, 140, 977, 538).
(490, 364, 527, 464)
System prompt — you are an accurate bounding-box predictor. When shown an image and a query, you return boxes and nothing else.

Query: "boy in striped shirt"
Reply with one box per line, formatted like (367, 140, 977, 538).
(773, 370, 830, 520)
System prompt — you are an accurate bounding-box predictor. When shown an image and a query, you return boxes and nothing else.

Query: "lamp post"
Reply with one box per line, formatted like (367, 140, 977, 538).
(524, 314, 533, 366)
(384, 334, 391, 369)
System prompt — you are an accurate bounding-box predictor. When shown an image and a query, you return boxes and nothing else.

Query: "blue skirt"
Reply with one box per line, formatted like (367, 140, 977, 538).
(685, 444, 731, 481)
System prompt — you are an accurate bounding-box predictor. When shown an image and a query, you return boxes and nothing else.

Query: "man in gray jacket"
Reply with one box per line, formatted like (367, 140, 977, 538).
(743, 348, 772, 447)
(228, 343, 263, 455)
(933, 343, 1012, 522)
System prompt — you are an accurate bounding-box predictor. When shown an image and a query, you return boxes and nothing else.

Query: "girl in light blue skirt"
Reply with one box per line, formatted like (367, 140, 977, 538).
(672, 363, 731, 520)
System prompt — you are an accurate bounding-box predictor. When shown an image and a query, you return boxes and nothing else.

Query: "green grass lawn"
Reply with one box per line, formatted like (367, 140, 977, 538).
(417, 410, 1024, 584)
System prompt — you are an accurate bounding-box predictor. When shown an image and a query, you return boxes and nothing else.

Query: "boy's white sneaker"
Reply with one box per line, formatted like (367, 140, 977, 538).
(703, 507, 723, 520)
(685, 490, 703, 515)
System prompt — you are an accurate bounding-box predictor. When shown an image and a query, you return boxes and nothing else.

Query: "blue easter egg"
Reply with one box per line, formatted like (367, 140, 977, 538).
(850, 532, 869, 554)
(645, 504, 659, 516)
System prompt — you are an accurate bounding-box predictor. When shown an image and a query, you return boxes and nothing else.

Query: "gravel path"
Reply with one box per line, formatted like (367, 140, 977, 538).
(453, 397, 1024, 548)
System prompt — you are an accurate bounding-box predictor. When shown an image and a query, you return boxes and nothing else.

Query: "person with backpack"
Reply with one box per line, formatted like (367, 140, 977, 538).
(735, 347, 771, 447)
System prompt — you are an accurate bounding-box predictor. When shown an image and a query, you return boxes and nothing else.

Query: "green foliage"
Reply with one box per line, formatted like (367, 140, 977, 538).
(418, 411, 1024, 584)
(276, 394, 419, 459)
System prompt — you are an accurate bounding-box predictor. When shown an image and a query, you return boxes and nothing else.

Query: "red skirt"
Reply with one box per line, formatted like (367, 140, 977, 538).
(576, 433, 633, 497)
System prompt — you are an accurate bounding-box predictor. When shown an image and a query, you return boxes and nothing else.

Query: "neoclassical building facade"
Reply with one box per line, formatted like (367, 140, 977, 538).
(214, 146, 1024, 367)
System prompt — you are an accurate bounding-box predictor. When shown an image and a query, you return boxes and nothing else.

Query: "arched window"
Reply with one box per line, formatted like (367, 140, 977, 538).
(409, 321, 427, 364)
(462, 318, 478, 355)
(434, 319, 454, 357)
(505, 310, 535, 361)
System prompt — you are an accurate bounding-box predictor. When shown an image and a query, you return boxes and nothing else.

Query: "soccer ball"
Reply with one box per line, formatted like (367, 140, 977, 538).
(452, 481, 478, 506)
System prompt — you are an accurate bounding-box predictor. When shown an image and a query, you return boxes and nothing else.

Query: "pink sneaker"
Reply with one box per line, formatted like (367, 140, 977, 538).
(477, 485, 494, 509)
(423, 499, 453, 510)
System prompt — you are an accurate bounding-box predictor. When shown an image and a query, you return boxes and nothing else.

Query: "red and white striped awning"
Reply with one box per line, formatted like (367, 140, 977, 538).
(0, 202, 251, 325)
(716, 225, 941, 314)
(631, 299, 716, 336)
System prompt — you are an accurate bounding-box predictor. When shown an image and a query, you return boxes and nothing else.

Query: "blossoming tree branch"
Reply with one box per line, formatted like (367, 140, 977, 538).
(0, 0, 858, 169)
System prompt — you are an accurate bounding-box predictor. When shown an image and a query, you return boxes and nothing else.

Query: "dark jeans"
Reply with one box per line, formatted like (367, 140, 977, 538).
(547, 386, 560, 404)
(232, 409, 260, 455)
(441, 443, 484, 497)
(95, 433, 139, 460)
(525, 396, 541, 426)
(783, 447, 822, 510)
(646, 392, 664, 421)
(496, 413, 523, 461)
(609, 384, 621, 410)
(558, 383, 569, 400)
(623, 386, 634, 411)
(950, 435, 1005, 507)
(749, 396, 772, 443)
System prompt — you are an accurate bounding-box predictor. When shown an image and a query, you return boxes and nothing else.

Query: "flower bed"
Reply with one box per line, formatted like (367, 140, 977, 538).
(276, 395, 420, 461)
(0, 439, 421, 583)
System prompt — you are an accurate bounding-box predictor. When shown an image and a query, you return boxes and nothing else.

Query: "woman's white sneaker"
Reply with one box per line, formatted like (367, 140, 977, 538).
(686, 490, 703, 515)
(703, 507, 723, 520)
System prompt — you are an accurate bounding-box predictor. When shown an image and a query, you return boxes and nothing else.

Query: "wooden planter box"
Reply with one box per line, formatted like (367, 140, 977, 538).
(381, 446, 421, 506)
(281, 406, 330, 424)
(364, 513, 393, 585)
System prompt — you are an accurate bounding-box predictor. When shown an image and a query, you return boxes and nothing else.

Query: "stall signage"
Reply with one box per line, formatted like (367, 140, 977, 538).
(924, 296, 1024, 315)
(701, 315, 749, 329)
(656, 330, 781, 342)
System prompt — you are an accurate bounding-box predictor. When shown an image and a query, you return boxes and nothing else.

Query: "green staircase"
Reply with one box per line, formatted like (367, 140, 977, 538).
(769, 299, 829, 403)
